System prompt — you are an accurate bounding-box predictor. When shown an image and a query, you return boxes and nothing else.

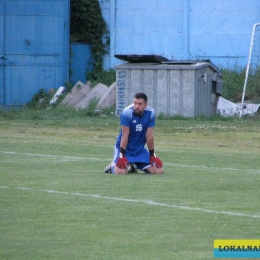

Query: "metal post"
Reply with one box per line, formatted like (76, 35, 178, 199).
(239, 23, 260, 118)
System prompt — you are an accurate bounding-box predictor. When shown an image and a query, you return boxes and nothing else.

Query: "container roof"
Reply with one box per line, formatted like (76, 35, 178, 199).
(114, 56, 222, 76)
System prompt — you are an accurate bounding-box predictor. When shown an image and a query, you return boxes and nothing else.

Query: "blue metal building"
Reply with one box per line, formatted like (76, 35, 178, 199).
(99, 0, 260, 70)
(0, 0, 70, 107)
(1, 0, 259, 107)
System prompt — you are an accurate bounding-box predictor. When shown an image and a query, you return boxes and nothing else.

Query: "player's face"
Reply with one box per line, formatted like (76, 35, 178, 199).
(133, 98, 147, 116)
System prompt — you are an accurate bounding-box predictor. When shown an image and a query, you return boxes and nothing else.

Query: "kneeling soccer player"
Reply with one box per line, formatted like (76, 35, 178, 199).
(104, 92, 164, 174)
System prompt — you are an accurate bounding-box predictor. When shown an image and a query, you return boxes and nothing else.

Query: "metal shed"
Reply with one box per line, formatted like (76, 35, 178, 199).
(115, 58, 223, 117)
(0, 0, 70, 107)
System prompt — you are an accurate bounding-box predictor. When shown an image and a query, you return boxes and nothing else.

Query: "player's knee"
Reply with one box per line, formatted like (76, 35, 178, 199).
(114, 166, 128, 174)
(155, 167, 164, 174)
(148, 166, 164, 174)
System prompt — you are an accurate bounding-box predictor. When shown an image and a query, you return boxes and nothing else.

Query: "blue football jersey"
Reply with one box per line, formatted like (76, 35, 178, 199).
(115, 104, 155, 156)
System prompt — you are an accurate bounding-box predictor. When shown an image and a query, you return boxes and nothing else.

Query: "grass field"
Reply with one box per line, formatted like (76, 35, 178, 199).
(0, 110, 260, 259)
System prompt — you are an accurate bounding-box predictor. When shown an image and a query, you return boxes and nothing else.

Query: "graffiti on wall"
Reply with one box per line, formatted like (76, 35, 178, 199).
(116, 70, 127, 116)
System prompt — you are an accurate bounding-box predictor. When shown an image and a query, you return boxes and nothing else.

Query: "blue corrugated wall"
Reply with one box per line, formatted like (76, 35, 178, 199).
(99, 0, 260, 70)
(0, 0, 69, 107)
(1, 0, 258, 107)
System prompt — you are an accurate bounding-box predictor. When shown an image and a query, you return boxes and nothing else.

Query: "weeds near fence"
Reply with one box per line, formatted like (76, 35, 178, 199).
(221, 65, 260, 103)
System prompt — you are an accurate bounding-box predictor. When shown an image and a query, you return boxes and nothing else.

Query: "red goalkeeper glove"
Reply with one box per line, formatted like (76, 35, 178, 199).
(149, 149, 162, 168)
(116, 148, 128, 169)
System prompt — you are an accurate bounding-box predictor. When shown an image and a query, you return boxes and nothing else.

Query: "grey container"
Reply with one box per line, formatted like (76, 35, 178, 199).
(115, 60, 223, 117)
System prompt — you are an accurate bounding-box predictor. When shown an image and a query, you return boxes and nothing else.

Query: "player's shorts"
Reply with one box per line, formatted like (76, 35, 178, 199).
(111, 145, 151, 174)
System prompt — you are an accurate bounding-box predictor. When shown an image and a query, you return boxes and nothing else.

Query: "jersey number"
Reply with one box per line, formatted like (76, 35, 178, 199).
(136, 124, 142, 131)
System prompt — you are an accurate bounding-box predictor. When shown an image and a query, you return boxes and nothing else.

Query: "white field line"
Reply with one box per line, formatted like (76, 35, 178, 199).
(0, 151, 99, 161)
(1, 150, 260, 173)
(166, 163, 260, 173)
(0, 186, 259, 219)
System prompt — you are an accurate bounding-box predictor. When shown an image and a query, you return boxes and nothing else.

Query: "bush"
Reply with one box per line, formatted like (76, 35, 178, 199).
(221, 65, 260, 102)
(87, 64, 116, 87)
(221, 67, 245, 102)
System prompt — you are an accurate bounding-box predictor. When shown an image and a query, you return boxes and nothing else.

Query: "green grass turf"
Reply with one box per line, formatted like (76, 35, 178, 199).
(0, 115, 260, 259)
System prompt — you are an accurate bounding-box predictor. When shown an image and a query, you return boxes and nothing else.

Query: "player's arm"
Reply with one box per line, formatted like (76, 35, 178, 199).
(146, 127, 154, 151)
(120, 125, 130, 151)
(116, 125, 130, 170)
(146, 127, 163, 168)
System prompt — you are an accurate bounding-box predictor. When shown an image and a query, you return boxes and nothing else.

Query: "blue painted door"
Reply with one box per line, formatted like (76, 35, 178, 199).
(0, 0, 69, 107)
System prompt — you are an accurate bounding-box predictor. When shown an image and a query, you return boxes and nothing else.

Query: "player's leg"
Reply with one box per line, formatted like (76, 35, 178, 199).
(127, 163, 138, 173)
(104, 145, 129, 174)
(114, 165, 128, 174)
(130, 148, 164, 174)
(135, 162, 163, 174)
(145, 165, 164, 174)
(104, 146, 163, 174)
(104, 145, 118, 173)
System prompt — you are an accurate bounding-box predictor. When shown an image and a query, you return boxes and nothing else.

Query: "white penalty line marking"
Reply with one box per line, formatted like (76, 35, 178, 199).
(1, 186, 260, 219)
(1, 150, 260, 173)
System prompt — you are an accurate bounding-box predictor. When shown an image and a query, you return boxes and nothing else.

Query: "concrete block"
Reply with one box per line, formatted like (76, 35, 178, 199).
(60, 81, 85, 106)
(67, 82, 91, 106)
(75, 83, 108, 110)
(96, 82, 116, 109)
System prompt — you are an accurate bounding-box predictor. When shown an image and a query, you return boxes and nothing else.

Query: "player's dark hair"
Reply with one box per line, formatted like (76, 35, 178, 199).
(134, 92, 148, 103)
